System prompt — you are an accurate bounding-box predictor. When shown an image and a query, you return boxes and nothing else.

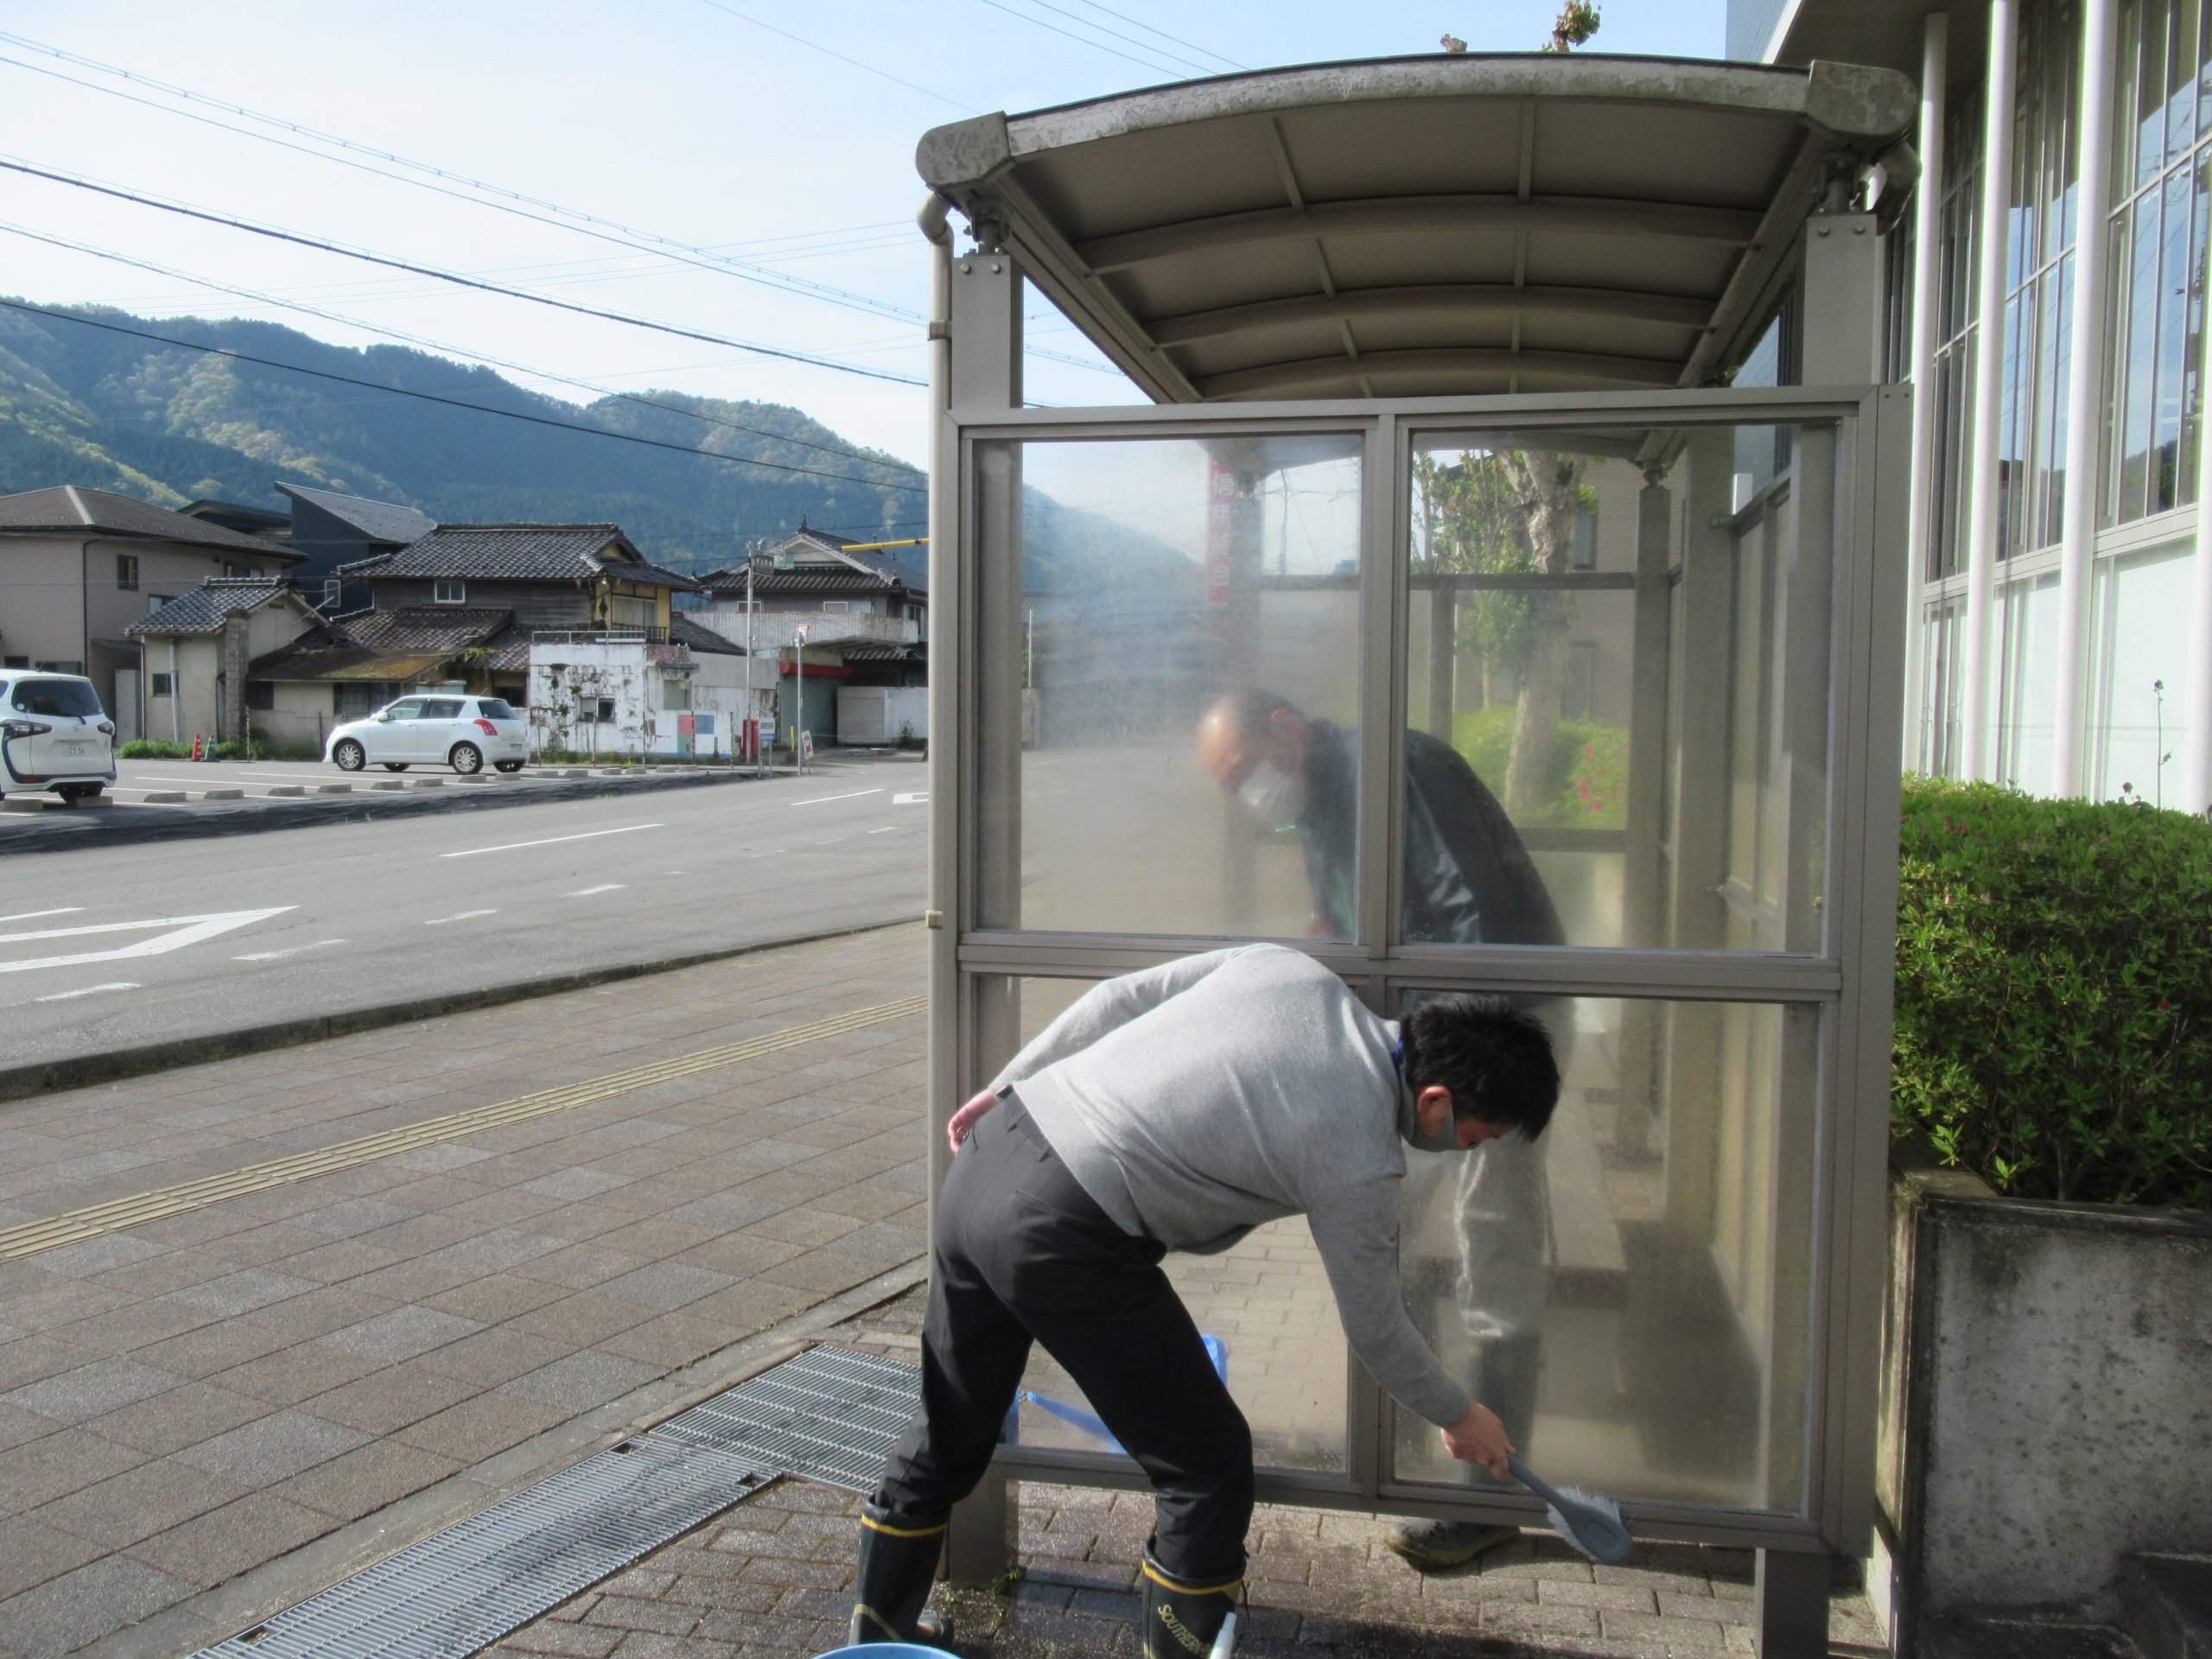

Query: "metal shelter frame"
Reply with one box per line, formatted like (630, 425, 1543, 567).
(912, 53, 1916, 1656)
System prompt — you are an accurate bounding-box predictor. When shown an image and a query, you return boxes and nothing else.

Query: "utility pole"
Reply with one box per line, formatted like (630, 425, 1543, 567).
(794, 622, 809, 774)
(744, 539, 762, 777)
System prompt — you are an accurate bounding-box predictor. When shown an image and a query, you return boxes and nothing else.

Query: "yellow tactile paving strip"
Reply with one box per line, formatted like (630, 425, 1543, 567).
(0, 993, 926, 1262)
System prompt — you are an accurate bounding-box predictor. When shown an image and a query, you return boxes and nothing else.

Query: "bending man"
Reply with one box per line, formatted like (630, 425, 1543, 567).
(849, 944, 1559, 1657)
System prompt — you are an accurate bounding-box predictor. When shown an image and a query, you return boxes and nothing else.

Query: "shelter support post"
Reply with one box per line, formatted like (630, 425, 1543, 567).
(1754, 1548, 1831, 1657)
(943, 233, 1026, 1587)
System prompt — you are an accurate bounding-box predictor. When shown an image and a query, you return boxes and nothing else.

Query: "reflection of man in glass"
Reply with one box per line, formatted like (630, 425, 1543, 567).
(1198, 690, 1567, 1572)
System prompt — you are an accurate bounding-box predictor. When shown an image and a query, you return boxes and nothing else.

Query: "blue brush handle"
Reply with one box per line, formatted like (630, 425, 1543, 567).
(1506, 1453, 1570, 1510)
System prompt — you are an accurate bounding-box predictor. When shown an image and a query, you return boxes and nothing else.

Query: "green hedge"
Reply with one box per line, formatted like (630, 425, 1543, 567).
(118, 739, 318, 761)
(1893, 777, 2212, 1207)
(1450, 706, 1629, 828)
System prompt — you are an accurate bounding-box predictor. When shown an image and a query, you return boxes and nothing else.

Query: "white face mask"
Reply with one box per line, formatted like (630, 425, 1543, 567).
(1237, 760, 1306, 829)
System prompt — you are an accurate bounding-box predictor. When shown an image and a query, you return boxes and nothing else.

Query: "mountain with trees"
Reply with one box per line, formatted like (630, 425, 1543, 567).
(0, 300, 926, 569)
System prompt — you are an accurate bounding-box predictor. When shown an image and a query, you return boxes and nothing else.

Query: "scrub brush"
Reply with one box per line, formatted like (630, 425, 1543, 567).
(1507, 1454, 1632, 1564)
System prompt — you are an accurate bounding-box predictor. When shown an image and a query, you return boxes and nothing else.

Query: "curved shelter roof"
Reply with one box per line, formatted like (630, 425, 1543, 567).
(917, 53, 1916, 404)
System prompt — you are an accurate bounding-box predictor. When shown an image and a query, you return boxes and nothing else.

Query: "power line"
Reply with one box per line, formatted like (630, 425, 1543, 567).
(0, 33, 926, 326)
(689, 0, 976, 113)
(0, 154, 929, 388)
(1018, 0, 1221, 75)
(969, 0, 1189, 79)
(0, 220, 925, 486)
(1061, 0, 1247, 70)
(0, 298, 930, 493)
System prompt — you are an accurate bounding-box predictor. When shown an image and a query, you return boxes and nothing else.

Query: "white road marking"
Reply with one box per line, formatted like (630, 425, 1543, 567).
(441, 823, 661, 859)
(791, 788, 883, 806)
(565, 884, 626, 897)
(0, 908, 294, 976)
(129, 770, 343, 786)
(893, 791, 928, 804)
(34, 981, 139, 1002)
(868, 827, 896, 835)
(0, 907, 82, 925)
(425, 909, 498, 925)
(234, 939, 348, 962)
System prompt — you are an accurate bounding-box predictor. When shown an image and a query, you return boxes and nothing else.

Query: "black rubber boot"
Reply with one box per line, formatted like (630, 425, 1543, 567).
(1140, 1549, 1239, 1659)
(849, 1508, 951, 1647)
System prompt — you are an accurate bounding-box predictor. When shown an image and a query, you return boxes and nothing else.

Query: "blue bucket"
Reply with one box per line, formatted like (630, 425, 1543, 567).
(811, 1646, 957, 1659)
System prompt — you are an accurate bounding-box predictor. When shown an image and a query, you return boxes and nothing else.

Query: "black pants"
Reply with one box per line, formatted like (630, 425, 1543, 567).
(873, 1096, 1254, 1582)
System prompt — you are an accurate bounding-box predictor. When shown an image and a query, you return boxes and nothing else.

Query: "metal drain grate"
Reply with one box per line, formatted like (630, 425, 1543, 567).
(653, 1345, 920, 1491)
(186, 1347, 921, 1659)
(196, 1439, 765, 1659)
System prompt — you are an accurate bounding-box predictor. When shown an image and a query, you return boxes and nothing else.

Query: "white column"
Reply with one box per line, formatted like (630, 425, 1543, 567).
(2053, 0, 2120, 797)
(1903, 12, 1949, 772)
(1961, 0, 2019, 782)
(2184, 255, 2212, 813)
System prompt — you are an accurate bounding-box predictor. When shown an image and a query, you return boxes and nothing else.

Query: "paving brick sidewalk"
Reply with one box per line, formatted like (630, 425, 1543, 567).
(0, 924, 928, 1658)
(490, 1286, 1887, 1659)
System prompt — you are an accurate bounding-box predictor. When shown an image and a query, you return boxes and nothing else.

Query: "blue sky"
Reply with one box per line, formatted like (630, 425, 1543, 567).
(0, 2, 1730, 471)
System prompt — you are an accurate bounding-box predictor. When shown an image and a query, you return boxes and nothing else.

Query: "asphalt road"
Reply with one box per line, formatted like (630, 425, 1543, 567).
(0, 760, 927, 1073)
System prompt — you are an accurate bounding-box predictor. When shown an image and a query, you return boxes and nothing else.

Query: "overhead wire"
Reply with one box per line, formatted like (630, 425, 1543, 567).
(0, 36, 1119, 375)
(0, 298, 929, 492)
(0, 43, 924, 325)
(969, 0, 1190, 79)
(1059, 0, 1247, 70)
(0, 220, 925, 486)
(688, 0, 976, 112)
(1016, 0, 1222, 76)
(0, 154, 930, 388)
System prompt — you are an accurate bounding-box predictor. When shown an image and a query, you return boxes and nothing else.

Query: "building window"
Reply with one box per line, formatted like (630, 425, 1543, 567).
(116, 554, 138, 591)
(434, 579, 466, 605)
(663, 677, 691, 711)
(246, 680, 276, 712)
(1561, 640, 1599, 721)
(3, 655, 28, 670)
(322, 578, 343, 610)
(147, 594, 173, 614)
(821, 599, 851, 613)
(2102, 0, 2212, 528)
(335, 683, 380, 717)
(224, 562, 262, 577)
(1569, 505, 1599, 569)
(149, 672, 175, 697)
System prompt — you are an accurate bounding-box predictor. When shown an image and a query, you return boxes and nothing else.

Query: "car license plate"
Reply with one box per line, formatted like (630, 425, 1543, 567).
(56, 741, 92, 755)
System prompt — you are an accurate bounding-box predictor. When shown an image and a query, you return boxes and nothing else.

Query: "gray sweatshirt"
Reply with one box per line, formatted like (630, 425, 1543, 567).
(986, 944, 1473, 1429)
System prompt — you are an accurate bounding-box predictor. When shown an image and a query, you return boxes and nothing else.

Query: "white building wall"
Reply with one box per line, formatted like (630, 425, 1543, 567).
(528, 639, 772, 758)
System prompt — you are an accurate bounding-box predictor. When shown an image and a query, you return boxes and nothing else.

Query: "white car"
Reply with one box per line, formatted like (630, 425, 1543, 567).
(0, 671, 117, 804)
(325, 694, 528, 776)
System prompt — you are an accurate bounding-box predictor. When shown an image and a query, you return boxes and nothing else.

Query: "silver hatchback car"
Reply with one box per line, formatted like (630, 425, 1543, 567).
(0, 671, 118, 804)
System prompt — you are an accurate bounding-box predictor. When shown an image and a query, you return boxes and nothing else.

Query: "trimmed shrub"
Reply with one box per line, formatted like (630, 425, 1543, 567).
(1449, 706, 1629, 828)
(1892, 777, 2212, 1207)
(118, 739, 190, 759)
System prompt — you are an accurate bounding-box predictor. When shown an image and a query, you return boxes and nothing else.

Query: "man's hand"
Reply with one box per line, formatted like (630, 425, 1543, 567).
(1440, 1401, 1513, 1481)
(947, 1088, 999, 1156)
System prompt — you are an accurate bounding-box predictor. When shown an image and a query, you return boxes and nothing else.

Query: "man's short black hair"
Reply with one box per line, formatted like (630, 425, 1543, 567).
(1401, 994, 1560, 1141)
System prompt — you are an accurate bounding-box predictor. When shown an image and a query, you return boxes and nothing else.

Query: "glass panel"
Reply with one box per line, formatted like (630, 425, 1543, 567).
(1387, 991, 1820, 1516)
(1998, 575, 2062, 790)
(2153, 167, 2196, 511)
(2088, 543, 2195, 803)
(2120, 194, 2163, 517)
(1403, 424, 1833, 952)
(976, 976, 1349, 1474)
(974, 434, 1363, 938)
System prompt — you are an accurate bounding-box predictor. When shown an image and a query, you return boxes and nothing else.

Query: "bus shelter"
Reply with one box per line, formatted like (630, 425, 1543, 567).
(912, 53, 1917, 1655)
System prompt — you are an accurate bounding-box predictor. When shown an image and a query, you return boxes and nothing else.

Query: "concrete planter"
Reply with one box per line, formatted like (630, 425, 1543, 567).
(1870, 1162, 2212, 1649)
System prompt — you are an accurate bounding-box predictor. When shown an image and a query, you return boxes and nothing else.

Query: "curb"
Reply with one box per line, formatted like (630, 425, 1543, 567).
(0, 765, 795, 856)
(0, 915, 918, 1103)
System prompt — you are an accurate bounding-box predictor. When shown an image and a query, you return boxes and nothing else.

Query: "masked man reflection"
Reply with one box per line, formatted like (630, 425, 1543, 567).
(1198, 689, 1568, 1573)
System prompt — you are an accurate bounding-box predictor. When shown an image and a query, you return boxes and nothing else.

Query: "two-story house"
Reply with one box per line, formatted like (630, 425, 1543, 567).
(0, 486, 300, 741)
(694, 525, 927, 744)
